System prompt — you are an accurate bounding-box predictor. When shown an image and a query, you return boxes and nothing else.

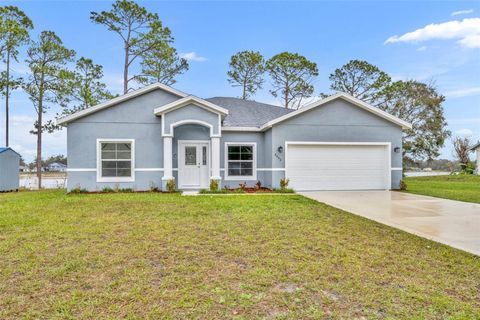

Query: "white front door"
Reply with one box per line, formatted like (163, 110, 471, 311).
(178, 141, 210, 189)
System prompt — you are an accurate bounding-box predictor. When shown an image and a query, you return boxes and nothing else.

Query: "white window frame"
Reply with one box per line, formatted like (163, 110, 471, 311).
(96, 139, 135, 183)
(224, 142, 257, 181)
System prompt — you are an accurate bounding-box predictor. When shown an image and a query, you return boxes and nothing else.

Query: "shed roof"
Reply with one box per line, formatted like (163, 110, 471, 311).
(0, 147, 20, 157)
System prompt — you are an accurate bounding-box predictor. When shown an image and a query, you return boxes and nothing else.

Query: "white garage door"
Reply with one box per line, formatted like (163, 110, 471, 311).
(286, 143, 390, 191)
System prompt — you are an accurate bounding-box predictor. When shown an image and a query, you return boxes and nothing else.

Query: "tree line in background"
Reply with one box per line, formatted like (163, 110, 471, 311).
(0, 0, 469, 188)
(0, 0, 188, 187)
(227, 53, 452, 164)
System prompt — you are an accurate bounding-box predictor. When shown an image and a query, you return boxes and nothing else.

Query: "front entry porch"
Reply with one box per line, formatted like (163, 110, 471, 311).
(161, 122, 221, 191)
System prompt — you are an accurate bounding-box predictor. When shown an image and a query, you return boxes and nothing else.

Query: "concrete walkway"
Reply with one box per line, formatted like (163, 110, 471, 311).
(301, 191, 480, 256)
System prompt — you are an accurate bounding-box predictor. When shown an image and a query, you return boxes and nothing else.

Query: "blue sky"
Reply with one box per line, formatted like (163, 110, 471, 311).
(1, 0, 479, 162)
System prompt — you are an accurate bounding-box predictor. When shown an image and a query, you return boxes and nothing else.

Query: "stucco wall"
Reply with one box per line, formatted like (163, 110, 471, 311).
(164, 104, 220, 136)
(270, 99, 404, 189)
(0, 150, 20, 191)
(66, 90, 405, 191)
(67, 89, 179, 191)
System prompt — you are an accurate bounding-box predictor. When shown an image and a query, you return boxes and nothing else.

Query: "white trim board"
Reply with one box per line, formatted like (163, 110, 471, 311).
(154, 95, 228, 116)
(224, 142, 257, 181)
(96, 138, 135, 183)
(57, 83, 188, 125)
(260, 92, 412, 130)
(285, 141, 392, 191)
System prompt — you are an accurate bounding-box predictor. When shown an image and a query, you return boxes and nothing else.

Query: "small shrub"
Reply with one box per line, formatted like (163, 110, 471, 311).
(210, 179, 219, 192)
(166, 179, 176, 193)
(119, 188, 134, 193)
(102, 186, 115, 193)
(70, 185, 88, 194)
(280, 178, 289, 189)
(255, 181, 262, 190)
(149, 181, 159, 192)
(239, 182, 247, 190)
(399, 180, 407, 191)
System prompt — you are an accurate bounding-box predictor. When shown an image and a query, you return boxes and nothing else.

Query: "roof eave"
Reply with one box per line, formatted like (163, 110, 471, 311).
(57, 83, 189, 125)
(260, 93, 413, 130)
(153, 96, 229, 116)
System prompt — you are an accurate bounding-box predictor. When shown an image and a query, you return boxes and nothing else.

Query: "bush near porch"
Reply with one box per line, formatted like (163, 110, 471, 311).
(0, 190, 478, 319)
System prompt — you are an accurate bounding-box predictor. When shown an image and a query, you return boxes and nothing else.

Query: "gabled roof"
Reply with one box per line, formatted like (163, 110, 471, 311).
(206, 97, 294, 127)
(0, 147, 20, 157)
(57, 82, 188, 125)
(471, 141, 480, 151)
(259, 92, 413, 130)
(154, 95, 229, 116)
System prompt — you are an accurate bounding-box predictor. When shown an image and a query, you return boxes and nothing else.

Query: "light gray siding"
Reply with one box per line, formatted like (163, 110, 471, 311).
(66, 88, 405, 191)
(67, 89, 180, 191)
(164, 104, 220, 136)
(0, 149, 20, 191)
(270, 99, 403, 189)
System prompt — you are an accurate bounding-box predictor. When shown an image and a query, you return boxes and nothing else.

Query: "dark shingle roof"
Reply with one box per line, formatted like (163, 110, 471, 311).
(206, 97, 294, 127)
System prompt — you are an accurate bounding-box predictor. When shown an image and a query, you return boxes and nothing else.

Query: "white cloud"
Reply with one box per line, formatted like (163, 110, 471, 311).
(416, 45, 427, 51)
(451, 9, 473, 16)
(385, 18, 480, 48)
(180, 52, 207, 62)
(445, 86, 480, 98)
(456, 128, 473, 137)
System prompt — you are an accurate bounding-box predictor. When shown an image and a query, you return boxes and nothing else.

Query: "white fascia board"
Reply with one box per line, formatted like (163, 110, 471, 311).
(260, 92, 412, 131)
(57, 83, 189, 125)
(154, 96, 229, 116)
(221, 126, 261, 132)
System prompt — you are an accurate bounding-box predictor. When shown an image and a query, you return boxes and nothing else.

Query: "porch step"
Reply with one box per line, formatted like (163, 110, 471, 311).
(182, 190, 200, 196)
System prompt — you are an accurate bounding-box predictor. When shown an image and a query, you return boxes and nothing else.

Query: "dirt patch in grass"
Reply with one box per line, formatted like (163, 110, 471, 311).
(0, 190, 479, 319)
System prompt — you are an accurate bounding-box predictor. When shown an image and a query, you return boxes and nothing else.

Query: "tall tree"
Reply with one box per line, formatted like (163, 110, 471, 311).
(227, 50, 265, 100)
(135, 43, 188, 86)
(59, 57, 113, 116)
(380, 80, 450, 162)
(0, 6, 33, 146)
(90, 0, 174, 93)
(266, 52, 318, 109)
(24, 31, 75, 188)
(326, 59, 391, 106)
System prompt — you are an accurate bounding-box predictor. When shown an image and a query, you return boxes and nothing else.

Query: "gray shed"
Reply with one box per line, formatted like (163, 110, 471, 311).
(0, 147, 20, 192)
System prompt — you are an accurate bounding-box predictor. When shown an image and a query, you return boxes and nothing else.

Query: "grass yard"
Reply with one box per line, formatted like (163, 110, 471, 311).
(0, 191, 479, 319)
(404, 174, 480, 203)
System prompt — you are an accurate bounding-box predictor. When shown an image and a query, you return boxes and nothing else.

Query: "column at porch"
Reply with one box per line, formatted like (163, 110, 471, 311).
(211, 136, 221, 182)
(162, 135, 174, 189)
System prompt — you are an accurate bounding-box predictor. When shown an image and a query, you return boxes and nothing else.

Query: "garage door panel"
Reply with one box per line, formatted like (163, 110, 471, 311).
(286, 144, 389, 191)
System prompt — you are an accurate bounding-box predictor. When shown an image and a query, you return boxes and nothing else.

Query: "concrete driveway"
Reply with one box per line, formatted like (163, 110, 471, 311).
(301, 191, 480, 256)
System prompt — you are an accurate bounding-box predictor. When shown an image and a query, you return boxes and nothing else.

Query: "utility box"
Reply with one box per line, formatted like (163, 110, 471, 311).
(0, 147, 20, 192)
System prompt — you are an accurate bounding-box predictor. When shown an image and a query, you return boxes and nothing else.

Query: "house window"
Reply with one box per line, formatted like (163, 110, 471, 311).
(97, 140, 134, 182)
(225, 143, 256, 180)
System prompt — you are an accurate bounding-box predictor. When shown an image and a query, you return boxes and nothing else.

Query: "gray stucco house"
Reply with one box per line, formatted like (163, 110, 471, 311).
(0, 147, 20, 192)
(471, 141, 480, 174)
(58, 83, 411, 192)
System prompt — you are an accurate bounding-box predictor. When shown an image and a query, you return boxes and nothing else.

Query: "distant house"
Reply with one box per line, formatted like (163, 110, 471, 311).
(0, 147, 20, 192)
(46, 162, 67, 172)
(471, 141, 480, 175)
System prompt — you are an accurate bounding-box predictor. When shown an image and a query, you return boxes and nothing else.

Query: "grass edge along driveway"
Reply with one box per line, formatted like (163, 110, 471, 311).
(0, 190, 479, 319)
(404, 174, 480, 204)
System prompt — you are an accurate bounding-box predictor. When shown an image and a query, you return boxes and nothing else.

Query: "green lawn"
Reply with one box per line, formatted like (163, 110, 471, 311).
(404, 174, 480, 203)
(0, 191, 479, 319)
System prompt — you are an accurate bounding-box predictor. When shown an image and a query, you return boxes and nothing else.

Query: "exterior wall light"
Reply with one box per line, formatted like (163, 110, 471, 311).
(394, 147, 400, 153)
(277, 146, 284, 153)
